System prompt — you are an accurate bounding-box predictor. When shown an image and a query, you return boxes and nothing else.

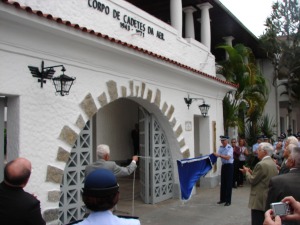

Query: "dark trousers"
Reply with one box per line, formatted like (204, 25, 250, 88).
(238, 160, 246, 185)
(233, 160, 239, 187)
(251, 209, 264, 225)
(220, 164, 233, 203)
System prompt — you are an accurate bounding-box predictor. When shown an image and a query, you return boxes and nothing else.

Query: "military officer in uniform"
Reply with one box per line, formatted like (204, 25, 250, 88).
(214, 135, 234, 206)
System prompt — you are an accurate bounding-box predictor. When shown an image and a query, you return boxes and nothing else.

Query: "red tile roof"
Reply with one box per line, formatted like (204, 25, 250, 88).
(1, 0, 237, 88)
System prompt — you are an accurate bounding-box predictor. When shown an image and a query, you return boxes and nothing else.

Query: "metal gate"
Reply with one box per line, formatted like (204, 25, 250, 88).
(59, 120, 93, 224)
(138, 107, 150, 203)
(139, 107, 173, 204)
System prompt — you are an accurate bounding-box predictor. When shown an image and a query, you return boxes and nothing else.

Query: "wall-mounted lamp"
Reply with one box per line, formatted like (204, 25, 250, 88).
(52, 70, 76, 96)
(184, 94, 210, 117)
(28, 61, 76, 96)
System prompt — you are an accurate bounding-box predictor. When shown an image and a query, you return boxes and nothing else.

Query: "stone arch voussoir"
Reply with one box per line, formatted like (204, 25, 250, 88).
(44, 79, 190, 223)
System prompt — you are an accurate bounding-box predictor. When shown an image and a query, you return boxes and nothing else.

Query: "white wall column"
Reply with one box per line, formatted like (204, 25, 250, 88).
(183, 6, 196, 39)
(223, 36, 234, 46)
(197, 3, 213, 50)
(228, 126, 238, 141)
(223, 36, 234, 60)
(170, 0, 183, 36)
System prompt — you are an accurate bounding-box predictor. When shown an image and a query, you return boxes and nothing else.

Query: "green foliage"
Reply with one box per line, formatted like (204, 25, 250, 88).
(217, 44, 269, 138)
(223, 93, 239, 130)
(245, 120, 260, 147)
(260, 0, 300, 81)
(260, 0, 300, 132)
(259, 114, 276, 140)
(266, 1, 300, 41)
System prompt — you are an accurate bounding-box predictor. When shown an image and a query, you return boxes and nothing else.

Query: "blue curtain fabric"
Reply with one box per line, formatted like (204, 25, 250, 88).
(177, 154, 217, 200)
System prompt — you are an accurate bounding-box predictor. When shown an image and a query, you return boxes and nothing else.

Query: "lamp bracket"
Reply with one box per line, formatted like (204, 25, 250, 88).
(28, 60, 75, 96)
(43, 64, 65, 71)
(184, 94, 210, 117)
(28, 60, 66, 88)
(184, 94, 206, 109)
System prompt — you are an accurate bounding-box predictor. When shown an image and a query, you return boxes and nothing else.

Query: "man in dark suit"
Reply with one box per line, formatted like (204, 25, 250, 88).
(85, 144, 138, 177)
(0, 158, 45, 225)
(240, 142, 278, 225)
(266, 146, 300, 225)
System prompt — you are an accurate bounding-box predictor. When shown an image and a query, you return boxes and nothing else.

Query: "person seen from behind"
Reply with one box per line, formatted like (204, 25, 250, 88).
(85, 144, 138, 177)
(0, 157, 45, 225)
(76, 168, 140, 225)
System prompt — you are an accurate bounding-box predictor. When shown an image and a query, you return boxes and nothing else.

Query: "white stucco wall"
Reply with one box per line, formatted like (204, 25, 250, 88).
(261, 59, 300, 135)
(10, 0, 216, 76)
(0, 1, 235, 222)
(260, 59, 279, 136)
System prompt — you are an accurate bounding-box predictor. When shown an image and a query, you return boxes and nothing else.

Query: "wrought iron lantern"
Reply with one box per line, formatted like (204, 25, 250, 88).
(184, 94, 210, 117)
(28, 60, 76, 96)
(198, 102, 210, 117)
(52, 71, 76, 96)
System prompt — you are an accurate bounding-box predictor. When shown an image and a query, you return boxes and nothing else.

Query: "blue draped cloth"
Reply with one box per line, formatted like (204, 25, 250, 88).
(177, 154, 217, 200)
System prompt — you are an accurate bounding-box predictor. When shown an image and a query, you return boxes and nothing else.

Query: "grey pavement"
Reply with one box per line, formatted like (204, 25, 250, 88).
(117, 176, 251, 225)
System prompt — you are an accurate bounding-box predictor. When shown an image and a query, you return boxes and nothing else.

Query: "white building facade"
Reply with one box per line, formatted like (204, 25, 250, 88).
(0, 0, 238, 224)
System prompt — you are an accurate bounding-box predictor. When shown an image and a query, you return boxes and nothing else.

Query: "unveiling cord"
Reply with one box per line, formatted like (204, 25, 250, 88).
(131, 156, 155, 216)
(137, 155, 153, 159)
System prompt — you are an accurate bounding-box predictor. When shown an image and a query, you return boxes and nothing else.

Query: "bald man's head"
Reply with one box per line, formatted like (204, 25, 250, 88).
(4, 158, 31, 187)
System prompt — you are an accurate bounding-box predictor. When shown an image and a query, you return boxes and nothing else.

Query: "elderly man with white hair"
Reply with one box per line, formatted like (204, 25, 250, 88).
(85, 144, 138, 177)
(279, 143, 298, 175)
(240, 142, 278, 225)
(285, 136, 299, 148)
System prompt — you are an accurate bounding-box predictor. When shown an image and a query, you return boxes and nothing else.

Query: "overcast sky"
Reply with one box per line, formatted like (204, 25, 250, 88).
(219, 0, 275, 37)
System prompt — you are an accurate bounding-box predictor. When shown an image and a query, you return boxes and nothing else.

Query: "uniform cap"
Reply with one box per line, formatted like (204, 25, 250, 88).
(257, 135, 264, 140)
(83, 169, 119, 197)
(280, 132, 286, 139)
(220, 135, 229, 140)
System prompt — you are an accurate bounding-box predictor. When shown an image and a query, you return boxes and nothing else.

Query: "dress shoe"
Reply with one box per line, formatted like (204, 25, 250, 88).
(224, 202, 231, 206)
(217, 201, 225, 204)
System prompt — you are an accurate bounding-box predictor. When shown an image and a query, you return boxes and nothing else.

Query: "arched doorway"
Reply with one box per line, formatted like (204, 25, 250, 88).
(59, 99, 174, 224)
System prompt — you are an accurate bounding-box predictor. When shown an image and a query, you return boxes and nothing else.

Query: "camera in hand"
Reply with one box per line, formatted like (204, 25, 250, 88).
(271, 202, 291, 216)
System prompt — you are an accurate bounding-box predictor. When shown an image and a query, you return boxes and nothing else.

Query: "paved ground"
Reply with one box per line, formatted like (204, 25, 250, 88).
(116, 176, 252, 225)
